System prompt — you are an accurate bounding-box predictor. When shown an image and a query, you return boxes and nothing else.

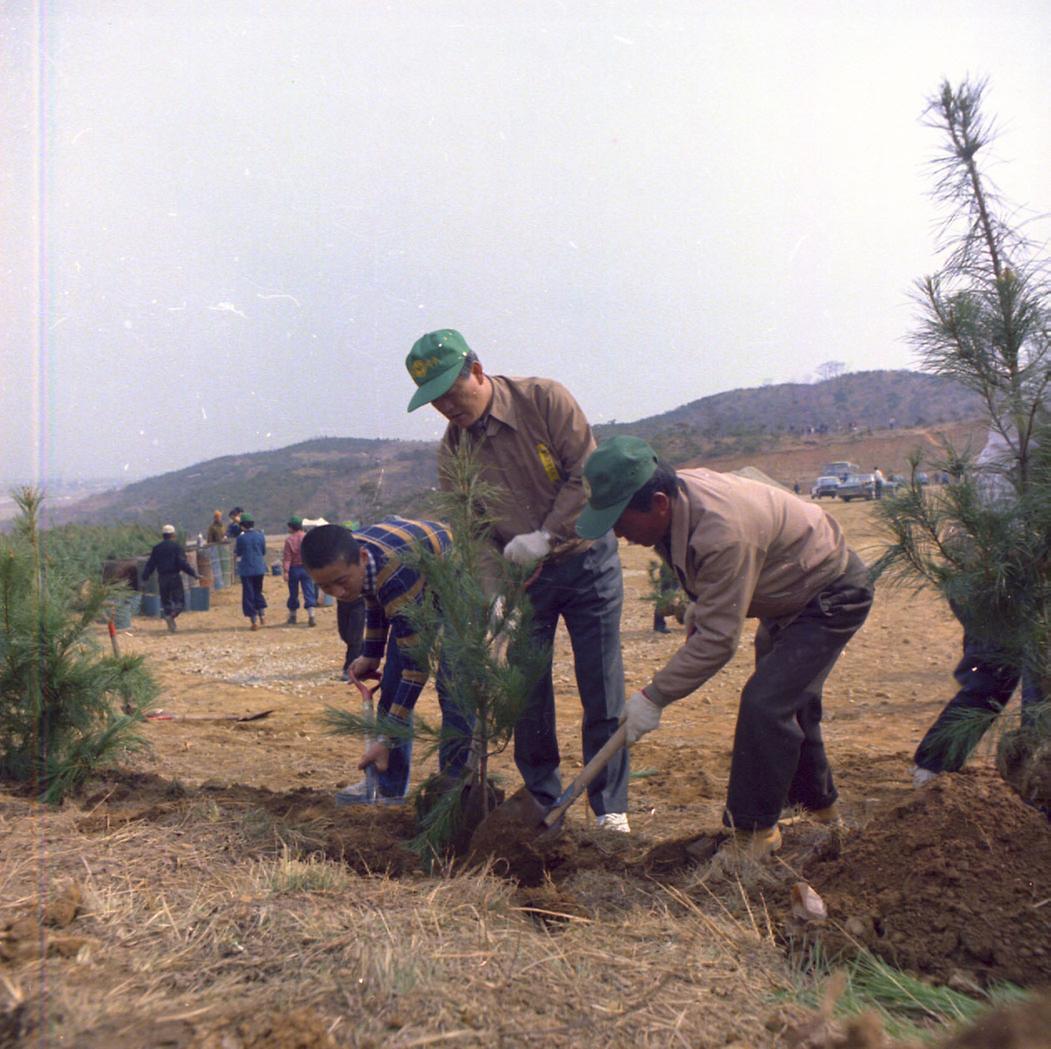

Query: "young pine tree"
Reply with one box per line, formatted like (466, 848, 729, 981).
(873, 80, 1051, 803)
(0, 489, 157, 803)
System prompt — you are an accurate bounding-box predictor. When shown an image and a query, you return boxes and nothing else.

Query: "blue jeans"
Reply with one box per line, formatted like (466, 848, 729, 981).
(510, 531, 628, 816)
(914, 604, 1044, 773)
(286, 565, 317, 611)
(371, 633, 473, 799)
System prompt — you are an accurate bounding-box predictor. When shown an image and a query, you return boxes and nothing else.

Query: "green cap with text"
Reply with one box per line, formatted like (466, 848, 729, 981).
(406, 329, 472, 412)
(576, 436, 658, 539)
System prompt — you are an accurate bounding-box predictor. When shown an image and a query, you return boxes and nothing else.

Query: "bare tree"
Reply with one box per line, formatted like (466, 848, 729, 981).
(814, 360, 847, 382)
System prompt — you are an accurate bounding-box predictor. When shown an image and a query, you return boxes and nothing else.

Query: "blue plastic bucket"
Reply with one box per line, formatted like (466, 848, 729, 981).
(112, 596, 134, 630)
(140, 593, 162, 617)
(189, 586, 211, 612)
(136, 557, 159, 595)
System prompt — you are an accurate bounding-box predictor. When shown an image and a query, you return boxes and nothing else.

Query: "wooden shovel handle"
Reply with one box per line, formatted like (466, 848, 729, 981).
(542, 722, 628, 829)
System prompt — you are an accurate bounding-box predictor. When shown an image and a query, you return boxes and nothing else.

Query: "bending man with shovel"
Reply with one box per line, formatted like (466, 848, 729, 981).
(577, 437, 874, 858)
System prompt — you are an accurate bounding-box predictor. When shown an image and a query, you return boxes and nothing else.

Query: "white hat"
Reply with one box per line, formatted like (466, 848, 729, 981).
(162, 524, 176, 535)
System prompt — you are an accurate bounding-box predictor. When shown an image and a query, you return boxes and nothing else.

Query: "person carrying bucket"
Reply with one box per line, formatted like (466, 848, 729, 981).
(141, 525, 198, 633)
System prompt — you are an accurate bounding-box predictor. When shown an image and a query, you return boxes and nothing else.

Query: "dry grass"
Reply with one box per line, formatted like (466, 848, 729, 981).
(0, 785, 802, 1047)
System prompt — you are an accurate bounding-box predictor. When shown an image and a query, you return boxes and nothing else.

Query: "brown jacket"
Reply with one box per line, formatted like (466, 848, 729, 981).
(646, 469, 852, 706)
(439, 374, 594, 556)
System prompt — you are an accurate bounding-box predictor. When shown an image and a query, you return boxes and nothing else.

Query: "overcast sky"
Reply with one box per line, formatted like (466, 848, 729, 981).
(3, 1, 1049, 483)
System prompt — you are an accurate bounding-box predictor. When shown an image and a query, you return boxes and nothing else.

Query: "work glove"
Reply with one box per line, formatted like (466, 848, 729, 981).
(623, 689, 662, 744)
(503, 529, 552, 566)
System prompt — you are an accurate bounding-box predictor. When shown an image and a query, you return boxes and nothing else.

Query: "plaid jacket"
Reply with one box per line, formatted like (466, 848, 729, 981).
(356, 516, 452, 722)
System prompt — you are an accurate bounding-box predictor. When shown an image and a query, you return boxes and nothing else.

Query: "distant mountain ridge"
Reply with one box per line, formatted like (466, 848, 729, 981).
(51, 370, 984, 533)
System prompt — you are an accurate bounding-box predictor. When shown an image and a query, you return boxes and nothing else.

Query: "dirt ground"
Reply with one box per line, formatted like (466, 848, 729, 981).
(2, 497, 1049, 1047)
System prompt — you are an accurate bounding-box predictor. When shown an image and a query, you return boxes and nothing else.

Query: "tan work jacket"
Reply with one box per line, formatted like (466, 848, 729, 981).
(439, 374, 594, 556)
(646, 469, 851, 706)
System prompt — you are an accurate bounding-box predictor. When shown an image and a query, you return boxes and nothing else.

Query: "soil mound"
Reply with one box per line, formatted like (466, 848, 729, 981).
(808, 771, 1051, 987)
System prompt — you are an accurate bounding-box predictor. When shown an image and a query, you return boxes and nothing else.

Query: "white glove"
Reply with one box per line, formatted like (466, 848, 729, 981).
(623, 689, 662, 744)
(503, 529, 552, 566)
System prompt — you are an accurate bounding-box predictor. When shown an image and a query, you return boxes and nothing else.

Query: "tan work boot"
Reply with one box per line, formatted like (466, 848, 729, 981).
(728, 824, 782, 859)
(810, 803, 841, 826)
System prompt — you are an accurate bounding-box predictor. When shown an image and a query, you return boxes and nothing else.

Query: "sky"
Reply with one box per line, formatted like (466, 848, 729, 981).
(2, 2, 1050, 484)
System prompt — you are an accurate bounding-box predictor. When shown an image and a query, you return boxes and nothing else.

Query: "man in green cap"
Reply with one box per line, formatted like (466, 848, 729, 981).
(405, 329, 630, 831)
(578, 435, 873, 856)
(282, 515, 317, 626)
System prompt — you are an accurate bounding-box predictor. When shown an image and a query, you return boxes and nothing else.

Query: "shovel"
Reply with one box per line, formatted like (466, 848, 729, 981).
(348, 670, 382, 802)
(145, 709, 274, 722)
(469, 722, 628, 854)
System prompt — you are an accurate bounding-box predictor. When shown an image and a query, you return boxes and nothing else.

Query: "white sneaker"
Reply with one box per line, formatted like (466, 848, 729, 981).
(911, 764, 940, 788)
(335, 779, 404, 807)
(595, 812, 631, 833)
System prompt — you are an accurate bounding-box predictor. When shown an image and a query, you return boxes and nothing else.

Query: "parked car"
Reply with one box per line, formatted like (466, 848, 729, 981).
(822, 461, 860, 481)
(811, 475, 842, 499)
(837, 473, 899, 501)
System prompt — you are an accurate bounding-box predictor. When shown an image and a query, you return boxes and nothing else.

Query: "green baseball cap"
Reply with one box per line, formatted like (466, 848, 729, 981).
(287, 515, 303, 528)
(576, 436, 658, 539)
(405, 329, 472, 412)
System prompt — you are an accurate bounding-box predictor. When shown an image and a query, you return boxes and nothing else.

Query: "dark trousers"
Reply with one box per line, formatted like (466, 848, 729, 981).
(914, 605, 1043, 773)
(286, 565, 317, 611)
(372, 633, 472, 798)
(240, 575, 267, 619)
(724, 562, 873, 830)
(511, 531, 629, 816)
(158, 572, 186, 619)
(337, 597, 367, 671)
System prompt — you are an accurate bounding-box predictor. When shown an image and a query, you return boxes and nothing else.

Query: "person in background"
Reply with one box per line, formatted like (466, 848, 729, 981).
(873, 466, 886, 500)
(282, 515, 317, 626)
(234, 513, 268, 630)
(405, 329, 630, 832)
(142, 524, 198, 633)
(911, 426, 1044, 787)
(226, 507, 244, 541)
(206, 510, 226, 544)
(652, 560, 680, 634)
(577, 436, 873, 858)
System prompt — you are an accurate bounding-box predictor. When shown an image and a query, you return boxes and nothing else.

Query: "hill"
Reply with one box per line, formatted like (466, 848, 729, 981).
(597, 369, 984, 462)
(50, 370, 985, 533)
(49, 436, 439, 536)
